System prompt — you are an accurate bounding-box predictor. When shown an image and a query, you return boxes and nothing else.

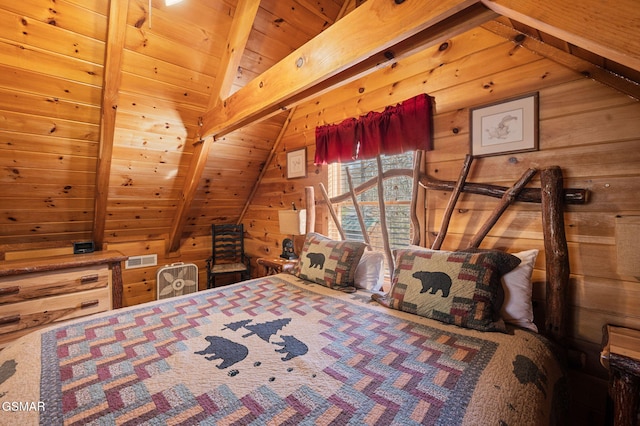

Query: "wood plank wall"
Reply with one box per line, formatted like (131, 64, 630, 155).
(3, 18, 638, 425)
(0, 1, 107, 246)
(242, 25, 640, 425)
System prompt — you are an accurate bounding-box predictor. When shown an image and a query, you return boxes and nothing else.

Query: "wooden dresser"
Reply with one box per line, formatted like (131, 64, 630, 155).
(0, 251, 128, 349)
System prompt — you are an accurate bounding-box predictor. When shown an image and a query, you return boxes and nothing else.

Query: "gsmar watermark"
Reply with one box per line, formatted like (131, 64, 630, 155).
(2, 401, 45, 412)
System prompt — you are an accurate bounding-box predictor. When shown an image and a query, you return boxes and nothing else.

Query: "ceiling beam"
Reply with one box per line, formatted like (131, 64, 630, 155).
(93, 0, 129, 250)
(482, 20, 640, 100)
(482, 0, 640, 73)
(199, 0, 498, 140)
(237, 0, 356, 226)
(167, 0, 261, 254)
(200, 0, 640, 142)
(237, 107, 296, 225)
(204, 0, 263, 111)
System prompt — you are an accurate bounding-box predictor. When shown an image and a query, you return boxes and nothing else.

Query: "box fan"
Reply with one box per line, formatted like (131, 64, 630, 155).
(156, 262, 198, 300)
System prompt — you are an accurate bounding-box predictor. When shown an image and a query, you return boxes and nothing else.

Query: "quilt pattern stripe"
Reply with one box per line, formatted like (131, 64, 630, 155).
(39, 277, 498, 425)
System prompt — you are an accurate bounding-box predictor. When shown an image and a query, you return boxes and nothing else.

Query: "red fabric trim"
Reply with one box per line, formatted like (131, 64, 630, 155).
(314, 94, 433, 165)
(314, 117, 359, 165)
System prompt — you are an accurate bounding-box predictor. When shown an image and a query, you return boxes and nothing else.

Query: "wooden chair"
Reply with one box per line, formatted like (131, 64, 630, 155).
(206, 224, 251, 288)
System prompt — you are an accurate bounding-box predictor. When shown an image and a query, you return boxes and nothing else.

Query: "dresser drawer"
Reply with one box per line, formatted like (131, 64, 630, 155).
(0, 287, 110, 337)
(0, 264, 109, 305)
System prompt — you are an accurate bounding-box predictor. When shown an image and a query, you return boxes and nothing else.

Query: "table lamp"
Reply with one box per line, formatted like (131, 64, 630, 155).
(278, 204, 306, 259)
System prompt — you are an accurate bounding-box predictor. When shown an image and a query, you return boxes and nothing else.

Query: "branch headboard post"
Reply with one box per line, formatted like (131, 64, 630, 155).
(540, 166, 570, 344)
(304, 186, 315, 234)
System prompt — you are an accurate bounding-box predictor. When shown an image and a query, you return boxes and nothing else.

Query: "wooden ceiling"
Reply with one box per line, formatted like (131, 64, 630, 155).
(0, 0, 638, 254)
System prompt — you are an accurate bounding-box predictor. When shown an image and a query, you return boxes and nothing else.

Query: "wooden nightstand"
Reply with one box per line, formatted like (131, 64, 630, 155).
(601, 325, 640, 426)
(256, 257, 298, 276)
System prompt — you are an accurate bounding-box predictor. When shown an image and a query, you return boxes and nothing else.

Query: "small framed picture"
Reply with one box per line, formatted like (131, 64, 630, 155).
(286, 147, 307, 179)
(470, 93, 539, 157)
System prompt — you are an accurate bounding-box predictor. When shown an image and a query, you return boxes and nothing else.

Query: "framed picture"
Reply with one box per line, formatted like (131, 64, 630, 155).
(286, 147, 307, 179)
(470, 93, 539, 157)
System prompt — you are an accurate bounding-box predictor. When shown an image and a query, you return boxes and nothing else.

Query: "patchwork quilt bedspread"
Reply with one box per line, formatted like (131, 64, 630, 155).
(0, 274, 566, 425)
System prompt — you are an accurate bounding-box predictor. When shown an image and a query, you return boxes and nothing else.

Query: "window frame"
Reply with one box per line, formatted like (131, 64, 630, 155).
(326, 151, 416, 261)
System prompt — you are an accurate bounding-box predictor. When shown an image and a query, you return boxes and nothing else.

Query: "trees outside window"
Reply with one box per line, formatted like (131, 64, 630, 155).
(327, 152, 414, 258)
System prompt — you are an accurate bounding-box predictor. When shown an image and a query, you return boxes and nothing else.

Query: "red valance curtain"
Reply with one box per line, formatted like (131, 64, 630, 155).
(314, 93, 433, 165)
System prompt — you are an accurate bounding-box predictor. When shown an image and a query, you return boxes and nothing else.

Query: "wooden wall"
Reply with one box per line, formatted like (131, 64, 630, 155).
(0, 4, 640, 424)
(0, 1, 107, 247)
(242, 24, 640, 425)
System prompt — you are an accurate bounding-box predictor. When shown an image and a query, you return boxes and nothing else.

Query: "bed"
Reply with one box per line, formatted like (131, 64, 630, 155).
(0, 272, 566, 425)
(0, 166, 578, 425)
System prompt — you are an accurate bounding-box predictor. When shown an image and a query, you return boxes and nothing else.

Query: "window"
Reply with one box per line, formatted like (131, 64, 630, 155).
(327, 152, 415, 256)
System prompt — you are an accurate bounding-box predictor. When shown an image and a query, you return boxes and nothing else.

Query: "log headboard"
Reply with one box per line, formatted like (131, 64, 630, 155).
(303, 155, 587, 346)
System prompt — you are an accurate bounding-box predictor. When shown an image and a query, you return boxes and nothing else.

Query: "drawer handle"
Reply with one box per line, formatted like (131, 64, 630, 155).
(80, 274, 100, 284)
(0, 314, 20, 326)
(81, 300, 99, 309)
(0, 286, 20, 297)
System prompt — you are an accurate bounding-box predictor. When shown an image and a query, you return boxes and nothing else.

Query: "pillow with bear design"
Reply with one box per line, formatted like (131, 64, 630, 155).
(457, 247, 540, 332)
(384, 247, 520, 332)
(295, 233, 366, 289)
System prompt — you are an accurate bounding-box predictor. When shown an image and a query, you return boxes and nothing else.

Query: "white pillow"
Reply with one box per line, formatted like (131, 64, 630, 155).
(500, 249, 539, 332)
(354, 250, 385, 291)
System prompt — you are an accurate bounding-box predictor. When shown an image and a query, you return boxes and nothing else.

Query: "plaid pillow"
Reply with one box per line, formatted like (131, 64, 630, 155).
(458, 247, 539, 331)
(296, 233, 366, 289)
(386, 247, 521, 332)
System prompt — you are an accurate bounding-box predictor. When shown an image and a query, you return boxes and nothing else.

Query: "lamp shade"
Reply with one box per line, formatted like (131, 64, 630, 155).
(279, 209, 306, 235)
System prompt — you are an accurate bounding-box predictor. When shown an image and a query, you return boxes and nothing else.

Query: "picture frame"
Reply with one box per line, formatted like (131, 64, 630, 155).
(470, 93, 539, 157)
(286, 147, 307, 179)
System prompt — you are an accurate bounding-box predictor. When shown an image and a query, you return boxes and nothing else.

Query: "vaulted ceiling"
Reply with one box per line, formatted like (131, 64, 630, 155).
(0, 0, 638, 254)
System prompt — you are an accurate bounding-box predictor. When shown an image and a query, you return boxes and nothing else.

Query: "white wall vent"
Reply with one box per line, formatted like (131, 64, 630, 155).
(125, 254, 158, 269)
